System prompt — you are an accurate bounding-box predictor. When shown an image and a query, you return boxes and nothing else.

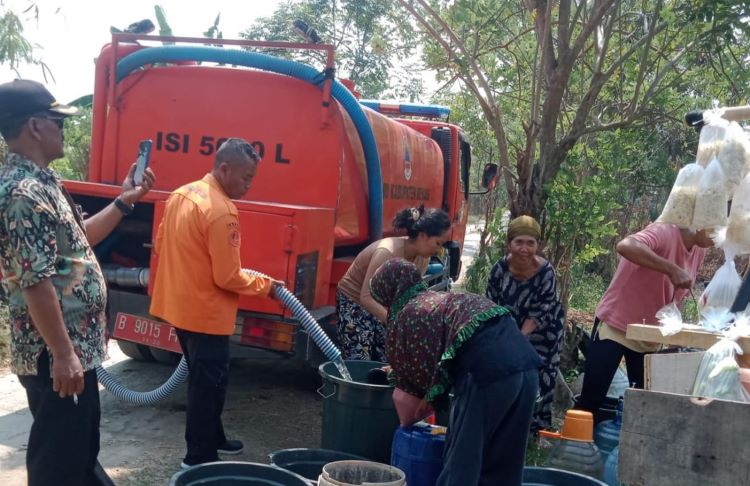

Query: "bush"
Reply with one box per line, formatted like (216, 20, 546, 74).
(567, 267, 607, 314)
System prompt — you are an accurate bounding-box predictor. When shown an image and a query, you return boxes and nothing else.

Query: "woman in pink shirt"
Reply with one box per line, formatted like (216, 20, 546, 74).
(576, 223, 713, 421)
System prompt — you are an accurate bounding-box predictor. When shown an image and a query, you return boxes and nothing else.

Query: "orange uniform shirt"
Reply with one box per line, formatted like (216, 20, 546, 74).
(150, 174, 272, 335)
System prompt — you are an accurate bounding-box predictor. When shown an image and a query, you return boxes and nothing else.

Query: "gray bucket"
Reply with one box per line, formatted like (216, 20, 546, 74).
(318, 360, 399, 463)
(523, 467, 608, 485)
(169, 461, 310, 486)
(318, 460, 405, 486)
(269, 448, 368, 481)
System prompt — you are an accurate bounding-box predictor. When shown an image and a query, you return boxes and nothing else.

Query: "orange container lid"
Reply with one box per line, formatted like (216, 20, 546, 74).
(560, 410, 594, 442)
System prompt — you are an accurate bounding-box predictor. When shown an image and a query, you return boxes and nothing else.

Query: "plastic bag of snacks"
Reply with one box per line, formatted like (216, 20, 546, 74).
(692, 156, 727, 231)
(657, 163, 703, 228)
(692, 334, 750, 402)
(722, 174, 750, 254)
(696, 113, 728, 167)
(717, 121, 750, 196)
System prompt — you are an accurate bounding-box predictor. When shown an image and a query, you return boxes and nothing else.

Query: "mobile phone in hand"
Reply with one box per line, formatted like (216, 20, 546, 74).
(134, 139, 152, 186)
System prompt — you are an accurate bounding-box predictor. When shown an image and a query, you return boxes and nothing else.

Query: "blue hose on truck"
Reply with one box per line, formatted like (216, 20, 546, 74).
(96, 269, 341, 404)
(115, 45, 384, 241)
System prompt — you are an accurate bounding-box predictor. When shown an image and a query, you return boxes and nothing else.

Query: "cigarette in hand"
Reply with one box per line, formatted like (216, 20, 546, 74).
(73, 393, 79, 406)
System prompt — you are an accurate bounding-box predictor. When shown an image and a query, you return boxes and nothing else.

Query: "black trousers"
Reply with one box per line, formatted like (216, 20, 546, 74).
(176, 329, 230, 463)
(437, 369, 538, 486)
(18, 350, 114, 486)
(576, 319, 645, 422)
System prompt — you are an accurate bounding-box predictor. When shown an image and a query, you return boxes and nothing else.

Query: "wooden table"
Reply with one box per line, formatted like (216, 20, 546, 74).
(625, 323, 750, 366)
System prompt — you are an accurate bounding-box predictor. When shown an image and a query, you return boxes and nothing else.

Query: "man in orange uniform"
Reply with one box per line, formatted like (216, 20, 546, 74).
(150, 138, 282, 469)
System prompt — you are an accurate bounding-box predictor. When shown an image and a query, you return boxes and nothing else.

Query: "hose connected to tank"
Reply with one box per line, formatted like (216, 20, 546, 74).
(96, 269, 341, 404)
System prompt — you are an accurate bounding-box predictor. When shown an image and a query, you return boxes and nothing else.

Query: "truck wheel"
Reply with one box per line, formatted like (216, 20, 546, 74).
(149, 347, 181, 365)
(117, 340, 156, 362)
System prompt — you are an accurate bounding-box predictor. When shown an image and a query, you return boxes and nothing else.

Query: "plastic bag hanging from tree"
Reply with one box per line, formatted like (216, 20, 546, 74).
(724, 173, 750, 254)
(657, 163, 703, 228)
(717, 121, 750, 196)
(692, 156, 728, 231)
(696, 112, 728, 167)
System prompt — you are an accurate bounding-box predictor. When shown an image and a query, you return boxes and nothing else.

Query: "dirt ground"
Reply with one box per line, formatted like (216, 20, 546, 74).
(0, 342, 324, 485)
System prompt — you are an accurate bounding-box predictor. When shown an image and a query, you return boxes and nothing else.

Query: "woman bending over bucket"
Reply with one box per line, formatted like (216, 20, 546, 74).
(370, 258, 542, 486)
(336, 206, 451, 361)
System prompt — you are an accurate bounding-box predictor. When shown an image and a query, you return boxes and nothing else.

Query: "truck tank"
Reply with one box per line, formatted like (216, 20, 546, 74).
(91, 42, 446, 247)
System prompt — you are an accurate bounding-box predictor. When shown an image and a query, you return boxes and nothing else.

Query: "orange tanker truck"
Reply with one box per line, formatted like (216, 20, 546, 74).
(66, 34, 496, 364)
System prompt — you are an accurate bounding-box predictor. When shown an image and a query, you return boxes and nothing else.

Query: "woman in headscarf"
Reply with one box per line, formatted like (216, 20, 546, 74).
(370, 258, 541, 486)
(486, 215, 564, 432)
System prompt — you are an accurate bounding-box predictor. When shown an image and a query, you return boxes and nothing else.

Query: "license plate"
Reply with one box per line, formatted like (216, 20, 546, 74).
(113, 312, 182, 353)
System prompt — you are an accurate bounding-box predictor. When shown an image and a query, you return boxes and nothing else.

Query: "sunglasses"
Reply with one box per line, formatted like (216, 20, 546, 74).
(40, 116, 65, 130)
(29, 113, 65, 130)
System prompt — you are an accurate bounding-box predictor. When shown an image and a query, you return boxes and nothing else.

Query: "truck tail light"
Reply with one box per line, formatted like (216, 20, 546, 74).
(237, 317, 296, 353)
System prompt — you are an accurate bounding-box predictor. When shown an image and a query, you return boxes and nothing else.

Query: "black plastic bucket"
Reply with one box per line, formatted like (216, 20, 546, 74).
(169, 461, 310, 486)
(523, 466, 608, 485)
(318, 360, 399, 463)
(269, 448, 368, 481)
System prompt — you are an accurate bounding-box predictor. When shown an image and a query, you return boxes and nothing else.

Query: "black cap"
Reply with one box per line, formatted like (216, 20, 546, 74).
(685, 110, 705, 128)
(0, 79, 79, 124)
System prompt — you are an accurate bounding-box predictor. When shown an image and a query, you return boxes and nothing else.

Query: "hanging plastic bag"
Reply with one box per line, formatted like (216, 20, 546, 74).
(692, 156, 728, 231)
(696, 112, 728, 167)
(692, 330, 750, 402)
(699, 254, 741, 313)
(657, 163, 703, 228)
(724, 173, 750, 254)
(717, 121, 749, 196)
(656, 302, 684, 336)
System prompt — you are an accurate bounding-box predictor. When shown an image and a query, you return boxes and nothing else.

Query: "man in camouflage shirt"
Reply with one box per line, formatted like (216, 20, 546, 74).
(0, 79, 155, 486)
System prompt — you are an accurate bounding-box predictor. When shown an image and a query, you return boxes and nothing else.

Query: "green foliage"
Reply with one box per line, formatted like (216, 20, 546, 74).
(567, 267, 607, 315)
(462, 207, 507, 295)
(240, 0, 422, 99)
(50, 107, 92, 180)
(0, 5, 51, 79)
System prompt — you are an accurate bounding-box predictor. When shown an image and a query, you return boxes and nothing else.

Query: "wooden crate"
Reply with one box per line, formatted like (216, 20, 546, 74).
(619, 352, 750, 485)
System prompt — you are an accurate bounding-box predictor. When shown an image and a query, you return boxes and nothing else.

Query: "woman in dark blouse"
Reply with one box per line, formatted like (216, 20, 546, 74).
(486, 215, 564, 432)
(371, 258, 540, 486)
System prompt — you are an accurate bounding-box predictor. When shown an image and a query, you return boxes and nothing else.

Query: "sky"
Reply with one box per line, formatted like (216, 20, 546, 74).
(2, 1, 285, 102)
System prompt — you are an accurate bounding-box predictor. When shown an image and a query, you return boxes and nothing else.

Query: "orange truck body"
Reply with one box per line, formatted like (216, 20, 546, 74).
(67, 35, 473, 362)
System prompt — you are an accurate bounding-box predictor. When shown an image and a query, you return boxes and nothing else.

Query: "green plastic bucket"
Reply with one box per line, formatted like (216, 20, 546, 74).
(169, 461, 310, 485)
(318, 360, 399, 463)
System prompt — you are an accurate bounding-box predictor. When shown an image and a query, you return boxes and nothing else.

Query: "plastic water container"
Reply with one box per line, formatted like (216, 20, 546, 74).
(390, 423, 446, 486)
(594, 397, 623, 460)
(603, 447, 623, 486)
(540, 410, 604, 480)
(169, 461, 310, 486)
(523, 467, 608, 485)
(269, 448, 367, 482)
(318, 460, 406, 486)
(318, 360, 399, 463)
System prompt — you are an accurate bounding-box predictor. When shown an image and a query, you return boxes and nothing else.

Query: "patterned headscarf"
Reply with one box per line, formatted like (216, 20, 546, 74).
(370, 257, 425, 321)
(370, 259, 508, 401)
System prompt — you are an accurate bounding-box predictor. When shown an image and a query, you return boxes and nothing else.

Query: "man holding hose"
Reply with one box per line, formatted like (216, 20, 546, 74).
(150, 138, 283, 469)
